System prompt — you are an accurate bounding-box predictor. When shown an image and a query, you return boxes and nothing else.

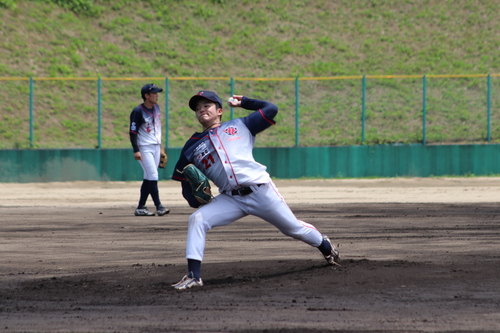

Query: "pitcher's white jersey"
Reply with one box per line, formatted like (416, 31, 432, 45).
(172, 97, 276, 206)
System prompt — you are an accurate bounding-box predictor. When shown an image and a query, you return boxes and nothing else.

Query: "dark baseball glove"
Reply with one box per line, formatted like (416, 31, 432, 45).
(181, 164, 212, 204)
(159, 147, 167, 168)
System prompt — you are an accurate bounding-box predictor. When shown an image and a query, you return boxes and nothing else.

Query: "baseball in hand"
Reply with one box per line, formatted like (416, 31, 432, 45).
(228, 97, 238, 105)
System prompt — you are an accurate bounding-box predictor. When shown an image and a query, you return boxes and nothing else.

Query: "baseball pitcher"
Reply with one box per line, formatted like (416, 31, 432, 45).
(170, 90, 340, 290)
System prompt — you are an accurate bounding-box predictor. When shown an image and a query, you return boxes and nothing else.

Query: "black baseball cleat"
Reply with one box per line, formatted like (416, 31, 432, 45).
(134, 207, 155, 216)
(172, 274, 203, 290)
(322, 235, 341, 266)
(156, 205, 170, 216)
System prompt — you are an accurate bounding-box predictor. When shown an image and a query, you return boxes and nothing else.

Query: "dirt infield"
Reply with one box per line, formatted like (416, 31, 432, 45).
(1, 178, 500, 332)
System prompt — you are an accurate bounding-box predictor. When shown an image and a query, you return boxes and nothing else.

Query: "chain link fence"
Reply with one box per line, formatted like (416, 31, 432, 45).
(0, 74, 498, 149)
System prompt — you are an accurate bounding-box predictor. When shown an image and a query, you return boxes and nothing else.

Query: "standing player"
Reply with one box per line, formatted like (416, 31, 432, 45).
(129, 83, 169, 217)
(170, 90, 340, 290)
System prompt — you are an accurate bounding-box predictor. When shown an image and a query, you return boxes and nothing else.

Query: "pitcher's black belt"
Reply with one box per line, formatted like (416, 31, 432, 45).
(230, 184, 264, 196)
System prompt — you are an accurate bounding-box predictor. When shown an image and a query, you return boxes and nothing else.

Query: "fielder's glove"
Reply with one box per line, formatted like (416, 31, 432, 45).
(181, 164, 213, 204)
(159, 147, 168, 169)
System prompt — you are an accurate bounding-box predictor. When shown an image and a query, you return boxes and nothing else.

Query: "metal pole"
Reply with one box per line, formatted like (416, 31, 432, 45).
(97, 77, 102, 149)
(165, 77, 170, 148)
(230, 77, 234, 120)
(29, 77, 34, 148)
(487, 74, 491, 142)
(295, 77, 299, 147)
(361, 75, 366, 144)
(422, 75, 427, 145)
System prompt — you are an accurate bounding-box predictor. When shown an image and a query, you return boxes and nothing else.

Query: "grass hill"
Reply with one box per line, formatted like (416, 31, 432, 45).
(1, 0, 499, 148)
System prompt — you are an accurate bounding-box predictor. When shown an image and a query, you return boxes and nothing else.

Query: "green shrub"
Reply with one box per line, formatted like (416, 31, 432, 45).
(0, 0, 15, 9)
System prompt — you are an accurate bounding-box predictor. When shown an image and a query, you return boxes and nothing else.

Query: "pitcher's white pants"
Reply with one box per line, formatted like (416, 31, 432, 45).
(185, 181, 323, 261)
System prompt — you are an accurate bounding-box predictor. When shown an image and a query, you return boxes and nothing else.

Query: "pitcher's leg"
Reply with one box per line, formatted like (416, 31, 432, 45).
(250, 182, 340, 265)
(250, 183, 323, 246)
(173, 194, 247, 290)
(185, 194, 246, 261)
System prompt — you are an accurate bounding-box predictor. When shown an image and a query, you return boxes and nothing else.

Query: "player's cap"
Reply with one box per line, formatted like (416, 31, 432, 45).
(141, 83, 163, 99)
(189, 91, 222, 111)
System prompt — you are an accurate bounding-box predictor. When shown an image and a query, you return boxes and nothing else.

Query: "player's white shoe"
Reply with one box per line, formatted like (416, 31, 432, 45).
(172, 275, 203, 290)
(156, 205, 170, 216)
(322, 235, 341, 266)
(134, 207, 155, 216)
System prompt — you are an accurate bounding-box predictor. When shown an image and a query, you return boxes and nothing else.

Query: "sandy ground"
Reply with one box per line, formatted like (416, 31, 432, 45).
(4, 177, 500, 207)
(1, 178, 500, 332)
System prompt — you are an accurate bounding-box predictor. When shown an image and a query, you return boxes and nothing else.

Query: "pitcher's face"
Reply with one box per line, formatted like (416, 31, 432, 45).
(195, 100, 222, 128)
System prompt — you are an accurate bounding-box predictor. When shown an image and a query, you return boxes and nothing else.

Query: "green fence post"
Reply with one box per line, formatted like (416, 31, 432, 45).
(487, 74, 491, 142)
(422, 75, 427, 145)
(230, 77, 235, 120)
(165, 77, 170, 148)
(97, 77, 102, 149)
(29, 77, 34, 148)
(361, 75, 366, 144)
(295, 77, 299, 147)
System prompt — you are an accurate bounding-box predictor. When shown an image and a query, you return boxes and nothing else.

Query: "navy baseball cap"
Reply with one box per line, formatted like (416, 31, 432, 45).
(141, 83, 163, 98)
(189, 91, 223, 111)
